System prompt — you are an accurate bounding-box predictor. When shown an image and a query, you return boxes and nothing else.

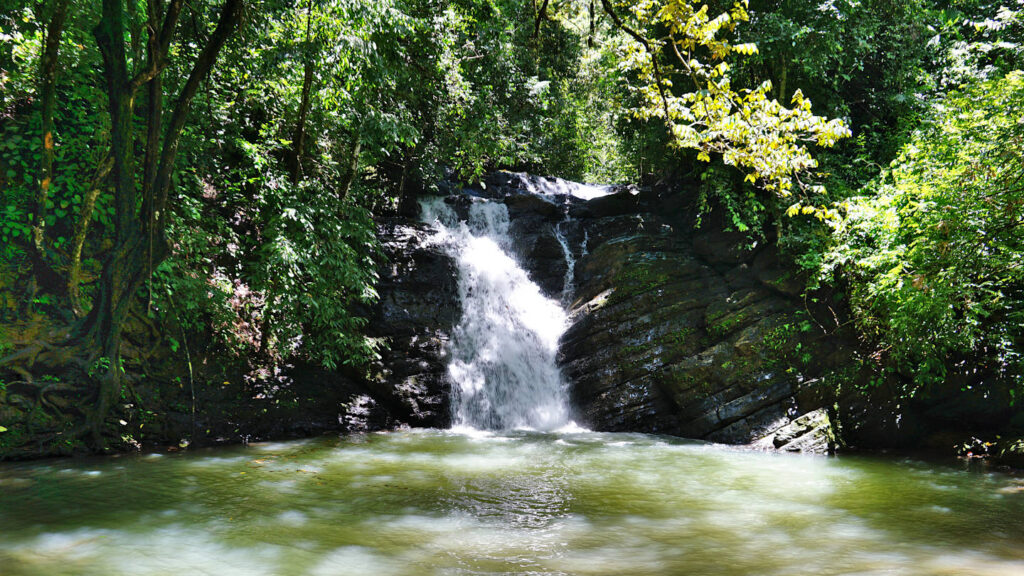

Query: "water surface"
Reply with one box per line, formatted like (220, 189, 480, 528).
(1, 430, 1023, 575)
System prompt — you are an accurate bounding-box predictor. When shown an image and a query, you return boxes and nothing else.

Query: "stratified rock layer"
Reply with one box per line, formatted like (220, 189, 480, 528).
(364, 174, 844, 453)
(475, 174, 845, 453)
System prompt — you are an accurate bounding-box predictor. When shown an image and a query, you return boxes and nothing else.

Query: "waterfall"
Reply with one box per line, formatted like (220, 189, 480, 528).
(421, 197, 571, 431)
(517, 174, 614, 201)
(554, 219, 576, 305)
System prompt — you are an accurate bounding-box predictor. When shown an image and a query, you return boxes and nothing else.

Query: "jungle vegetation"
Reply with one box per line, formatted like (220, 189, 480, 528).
(0, 0, 1021, 451)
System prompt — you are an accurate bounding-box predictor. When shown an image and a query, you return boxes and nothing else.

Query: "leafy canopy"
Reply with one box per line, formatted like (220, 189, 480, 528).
(611, 0, 851, 197)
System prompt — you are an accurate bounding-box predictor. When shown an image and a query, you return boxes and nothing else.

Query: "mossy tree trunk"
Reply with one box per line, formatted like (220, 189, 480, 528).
(30, 0, 71, 295)
(69, 0, 244, 443)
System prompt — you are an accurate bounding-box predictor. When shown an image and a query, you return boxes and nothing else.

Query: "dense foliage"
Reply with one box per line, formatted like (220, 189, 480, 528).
(820, 64, 1024, 397)
(1, 0, 1023, 449)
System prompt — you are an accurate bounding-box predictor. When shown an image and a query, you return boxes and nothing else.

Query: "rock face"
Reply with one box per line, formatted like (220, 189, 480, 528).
(350, 219, 461, 431)
(358, 173, 844, 453)
(462, 173, 847, 454)
(560, 200, 843, 452)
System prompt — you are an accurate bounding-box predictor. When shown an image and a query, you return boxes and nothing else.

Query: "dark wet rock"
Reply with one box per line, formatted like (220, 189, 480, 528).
(504, 192, 565, 219)
(570, 190, 644, 219)
(482, 171, 521, 194)
(518, 229, 567, 297)
(692, 230, 761, 265)
(356, 219, 460, 430)
(831, 365, 1023, 457)
(996, 438, 1024, 468)
(439, 194, 474, 221)
(551, 189, 850, 453)
(752, 250, 805, 297)
(505, 204, 569, 298)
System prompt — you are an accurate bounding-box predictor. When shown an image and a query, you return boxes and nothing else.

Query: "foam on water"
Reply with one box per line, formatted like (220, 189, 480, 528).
(518, 175, 616, 201)
(2, 431, 1024, 576)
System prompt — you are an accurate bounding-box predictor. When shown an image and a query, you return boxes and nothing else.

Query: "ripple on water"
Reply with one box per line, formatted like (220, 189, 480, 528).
(0, 527, 286, 576)
(1, 431, 1024, 576)
(309, 546, 403, 576)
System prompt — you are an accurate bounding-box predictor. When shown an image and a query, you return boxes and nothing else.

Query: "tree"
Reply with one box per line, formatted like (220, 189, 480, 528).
(820, 71, 1024, 396)
(78, 0, 244, 439)
(30, 0, 70, 293)
(0, 0, 244, 444)
(600, 0, 850, 201)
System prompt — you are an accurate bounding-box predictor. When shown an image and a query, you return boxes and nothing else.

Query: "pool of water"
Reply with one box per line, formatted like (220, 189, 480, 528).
(1, 430, 1022, 575)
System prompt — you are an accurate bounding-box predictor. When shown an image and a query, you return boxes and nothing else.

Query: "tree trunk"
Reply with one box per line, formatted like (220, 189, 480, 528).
(67, 157, 112, 317)
(339, 130, 361, 203)
(777, 55, 789, 103)
(588, 0, 595, 48)
(88, 0, 141, 443)
(31, 0, 70, 292)
(79, 234, 156, 432)
(534, 0, 550, 38)
(81, 0, 243, 443)
(292, 63, 315, 184)
(292, 0, 315, 185)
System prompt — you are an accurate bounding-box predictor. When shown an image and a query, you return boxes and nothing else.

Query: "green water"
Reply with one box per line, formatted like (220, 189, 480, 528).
(1, 430, 1022, 576)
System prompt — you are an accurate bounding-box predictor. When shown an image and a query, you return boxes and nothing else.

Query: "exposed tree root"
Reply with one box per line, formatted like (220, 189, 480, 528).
(1, 332, 109, 452)
(9, 365, 34, 386)
(0, 343, 45, 370)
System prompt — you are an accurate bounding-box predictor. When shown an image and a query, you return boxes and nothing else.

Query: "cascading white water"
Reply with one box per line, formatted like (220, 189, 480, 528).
(554, 218, 576, 305)
(421, 197, 571, 431)
(518, 174, 615, 201)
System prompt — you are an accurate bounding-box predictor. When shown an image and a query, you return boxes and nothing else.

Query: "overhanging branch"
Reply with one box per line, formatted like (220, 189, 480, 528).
(599, 0, 671, 120)
(153, 0, 244, 223)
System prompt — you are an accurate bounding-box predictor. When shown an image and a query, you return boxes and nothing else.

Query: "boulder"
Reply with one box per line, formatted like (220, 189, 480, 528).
(750, 408, 836, 454)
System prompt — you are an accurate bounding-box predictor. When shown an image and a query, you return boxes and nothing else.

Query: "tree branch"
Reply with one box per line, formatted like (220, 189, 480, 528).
(599, 0, 670, 120)
(153, 0, 244, 224)
(126, 61, 166, 94)
(159, 0, 185, 50)
(127, 0, 183, 97)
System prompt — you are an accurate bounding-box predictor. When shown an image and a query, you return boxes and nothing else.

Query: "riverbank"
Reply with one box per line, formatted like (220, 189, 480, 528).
(3, 175, 1023, 468)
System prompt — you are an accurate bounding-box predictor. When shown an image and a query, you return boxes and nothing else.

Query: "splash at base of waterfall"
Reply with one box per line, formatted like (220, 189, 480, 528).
(421, 197, 578, 432)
